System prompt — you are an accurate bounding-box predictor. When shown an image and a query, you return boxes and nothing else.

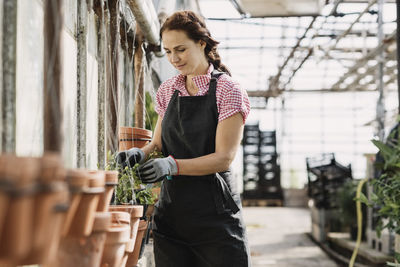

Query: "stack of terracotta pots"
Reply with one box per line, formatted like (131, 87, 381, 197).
(0, 153, 69, 266)
(109, 204, 144, 266)
(53, 169, 113, 267)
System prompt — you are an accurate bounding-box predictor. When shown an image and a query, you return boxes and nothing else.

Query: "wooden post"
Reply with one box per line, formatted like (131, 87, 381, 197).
(2, 1, 17, 152)
(134, 27, 145, 129)
(106, 0, 120, 153)
(96, 0, 107, 168)
(77, 0, 87, 167)
(43, 0, 63, 152)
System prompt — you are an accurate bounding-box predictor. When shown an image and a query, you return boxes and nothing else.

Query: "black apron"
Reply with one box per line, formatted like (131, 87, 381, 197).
(152, 71, 251, 267)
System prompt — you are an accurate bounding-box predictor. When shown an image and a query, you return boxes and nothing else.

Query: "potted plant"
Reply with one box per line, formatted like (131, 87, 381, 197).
(334, 180, 367, 240)
(361, 122, 400, 264)
(105, 150, 160, 266)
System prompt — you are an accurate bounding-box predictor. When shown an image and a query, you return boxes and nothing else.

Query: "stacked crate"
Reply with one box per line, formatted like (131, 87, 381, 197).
(242, 123, 283, 202)
(306, 153, 352, 209)
(306, 153, 352, 242)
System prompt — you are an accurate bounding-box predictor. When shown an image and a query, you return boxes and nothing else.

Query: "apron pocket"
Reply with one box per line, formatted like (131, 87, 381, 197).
(213, 173, 240, 215)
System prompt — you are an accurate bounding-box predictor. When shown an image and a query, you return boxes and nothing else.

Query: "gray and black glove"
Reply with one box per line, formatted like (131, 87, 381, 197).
(115, 148, 145, 169)
(137, 156, 178, 184)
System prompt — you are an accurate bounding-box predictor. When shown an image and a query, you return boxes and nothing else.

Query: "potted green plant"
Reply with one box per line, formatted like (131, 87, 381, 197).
(105, 150, 161, 266)
(361, 122, 400, 264)
(334, 180, 367, 240)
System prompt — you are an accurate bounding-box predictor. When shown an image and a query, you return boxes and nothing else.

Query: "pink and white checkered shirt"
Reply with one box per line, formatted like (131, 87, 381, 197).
(156, 64, 250, 123)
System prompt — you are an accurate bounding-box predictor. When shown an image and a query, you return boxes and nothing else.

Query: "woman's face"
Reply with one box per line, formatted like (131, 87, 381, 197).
(162, 30, 208, 76)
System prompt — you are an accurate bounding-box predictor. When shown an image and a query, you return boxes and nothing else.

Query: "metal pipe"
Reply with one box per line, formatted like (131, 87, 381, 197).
(326, 0, 377, 55)
(269, 16, 317, 90)
(158, 0, 176, 24)
(127, 0, 160, 46)
(331, 30, 396, 89)
(43, 0, 63, 152)
(283, 48, 313, 90)
(376, 0, 385, 141)
(2, 1, 17, 152)
(229, 0, 250, 18)
(329, 0, 344, 16)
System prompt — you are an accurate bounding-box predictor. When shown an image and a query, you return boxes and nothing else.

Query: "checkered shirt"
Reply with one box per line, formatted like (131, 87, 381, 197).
(156, 64, 251, 123)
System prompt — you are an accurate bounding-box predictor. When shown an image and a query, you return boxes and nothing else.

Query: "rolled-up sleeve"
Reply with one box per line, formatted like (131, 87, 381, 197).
(218, 79, 251, 123)
(155, 82, 170, 118)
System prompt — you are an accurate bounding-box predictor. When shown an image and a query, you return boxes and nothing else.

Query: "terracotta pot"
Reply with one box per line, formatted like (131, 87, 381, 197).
(145, 204, 155, 219)
(110, 211, 131, 226)
(54, 212, 111, 267)
(61, 169, 90, 236)
(109, 205, 143, 266)
(126, 219, 149, 267)
(119, 127, 152, 150)
(97, 171, 118, 212)
(151, 186, 161, 202)
(0, 154, 15, 243)
(67, 170, 105, 237)
(109, 205, 143, 241)
(101, 225, 130, 267)
(22, 153, 69, 265)
(0, 156, 40, 263)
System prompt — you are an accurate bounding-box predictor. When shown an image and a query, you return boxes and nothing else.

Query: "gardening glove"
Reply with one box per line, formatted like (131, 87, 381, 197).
(115, 147, 145, 169)
(137, 156, 178, 184)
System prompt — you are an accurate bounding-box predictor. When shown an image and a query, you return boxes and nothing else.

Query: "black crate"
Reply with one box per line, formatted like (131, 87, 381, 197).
(306, 153, 352, 209)
(260, 146, 276, 154)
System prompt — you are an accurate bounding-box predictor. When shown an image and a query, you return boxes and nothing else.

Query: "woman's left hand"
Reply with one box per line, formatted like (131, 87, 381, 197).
(137, 156, 179, 183)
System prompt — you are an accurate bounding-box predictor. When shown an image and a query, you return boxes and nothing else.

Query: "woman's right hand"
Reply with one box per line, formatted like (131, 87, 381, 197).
(115, 148, 145, 168)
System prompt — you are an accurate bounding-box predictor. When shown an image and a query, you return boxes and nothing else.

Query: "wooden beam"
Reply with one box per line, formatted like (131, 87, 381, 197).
(97, 0, 106, 168)
(2, 1, 17, 152)
(77, 0, 87, 167)
(134, 26, 145, 129)
(106, 0, 119, 154)
(43, 0, 63, 152)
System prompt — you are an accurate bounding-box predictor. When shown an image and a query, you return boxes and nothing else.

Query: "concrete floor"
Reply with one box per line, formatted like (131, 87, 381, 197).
(242, 207, 340, 267)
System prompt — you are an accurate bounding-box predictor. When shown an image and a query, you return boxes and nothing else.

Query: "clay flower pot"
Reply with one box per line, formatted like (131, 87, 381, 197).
(0, 155, 41, 264)
(101, 212, 131, 267)
(119, 127, 152, 150)
(97, 170, 118, 212)
(67, 170, 105, 237)
(126, 219, 149, 267)
(61, 169, 90, 236)
(54, 212, 111, 267)
(109, 205, 143, 266)
(21, 153, 69, 265)
(0, 162, 12, 244)
(109, 205, 143, 242)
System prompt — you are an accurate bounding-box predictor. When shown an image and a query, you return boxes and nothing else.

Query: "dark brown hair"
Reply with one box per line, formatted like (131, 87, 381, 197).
(160, 10, 231, 76)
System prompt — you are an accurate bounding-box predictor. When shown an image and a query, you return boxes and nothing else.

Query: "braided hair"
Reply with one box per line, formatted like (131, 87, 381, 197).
(160, 10, 231, 76)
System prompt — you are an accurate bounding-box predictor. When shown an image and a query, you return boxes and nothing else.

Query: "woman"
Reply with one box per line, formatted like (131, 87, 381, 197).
(116, 10, 251, 267)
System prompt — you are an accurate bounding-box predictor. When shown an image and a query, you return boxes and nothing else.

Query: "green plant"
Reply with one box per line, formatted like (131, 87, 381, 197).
(132, 92, 158, 131)
(367, 125, 400, 236)
(334, 180, 367, 239)
(105, 150, 161, 205)
(360, 123, 400, 267)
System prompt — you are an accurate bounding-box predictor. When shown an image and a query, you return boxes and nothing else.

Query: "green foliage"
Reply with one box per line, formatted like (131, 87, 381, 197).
(370, 125, 400, 236)
(105, 150, 161, 205)
(132, 92, 158, 131)
(335, 180, 366, 228)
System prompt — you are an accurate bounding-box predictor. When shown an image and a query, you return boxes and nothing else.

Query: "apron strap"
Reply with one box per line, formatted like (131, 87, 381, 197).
(213, 173, 240, 214)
